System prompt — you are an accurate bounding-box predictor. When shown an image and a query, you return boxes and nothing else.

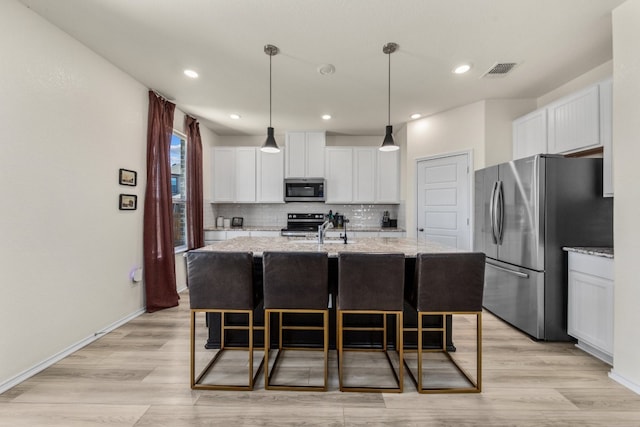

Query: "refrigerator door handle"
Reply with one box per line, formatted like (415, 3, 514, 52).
(496, 180, 505, 244)
(489, 181, 498, 244)
(486, 261, 529, 278)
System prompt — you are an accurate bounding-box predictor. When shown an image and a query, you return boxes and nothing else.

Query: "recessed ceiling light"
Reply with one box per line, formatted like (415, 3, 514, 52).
(410, 113, 421, 119)
(184, 69, 199, 78)
(229, 114, 241, 120)
(453, 64, 471, 74)
(317, 64, 336, 75)
(322, 114, 332, 120)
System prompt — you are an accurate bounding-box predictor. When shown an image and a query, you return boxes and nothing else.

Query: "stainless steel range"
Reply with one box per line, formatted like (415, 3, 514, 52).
(280, 213, 326, 236)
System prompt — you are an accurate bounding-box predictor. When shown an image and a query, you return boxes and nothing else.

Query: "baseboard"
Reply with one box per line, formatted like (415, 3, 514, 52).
(609, 369, 640, 395)
(0, 307, 146, 395)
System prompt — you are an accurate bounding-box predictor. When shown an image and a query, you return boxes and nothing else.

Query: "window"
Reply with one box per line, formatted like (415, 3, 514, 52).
(170, 131, 187, 251)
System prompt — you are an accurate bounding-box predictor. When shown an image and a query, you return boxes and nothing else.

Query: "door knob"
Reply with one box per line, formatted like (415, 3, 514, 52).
(418, 228, 424, 232)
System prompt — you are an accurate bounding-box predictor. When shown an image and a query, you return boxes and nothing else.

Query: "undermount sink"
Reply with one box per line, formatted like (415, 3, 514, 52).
(289, 239, 354, 245)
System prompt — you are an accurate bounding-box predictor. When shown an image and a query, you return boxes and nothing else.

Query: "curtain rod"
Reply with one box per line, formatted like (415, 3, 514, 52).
(151, 89, 175, 102)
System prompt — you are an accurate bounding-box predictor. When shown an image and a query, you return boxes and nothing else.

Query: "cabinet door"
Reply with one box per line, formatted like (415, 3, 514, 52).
(212, 147, 235, 202)
(353, 148, 376, 203)
(258, 149, 284, 202)
(376, 149, 400, 203)
(512, 109, 547, 160)
(600, 78, 613, 197)
(325, 148, 353, 203)
(547, 85, 600, 154)
(306, 131, 326, 177)
(567, 252, 614, 359)
(234, 147, 256, 202)
(285, 132, 307, 178)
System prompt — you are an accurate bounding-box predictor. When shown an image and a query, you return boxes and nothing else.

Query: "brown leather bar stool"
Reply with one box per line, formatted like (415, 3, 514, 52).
(404, 252, 486, 393)
(337, 252, 405, 393)
(262, 251, 329, 391)
(186, 250, 263, 390)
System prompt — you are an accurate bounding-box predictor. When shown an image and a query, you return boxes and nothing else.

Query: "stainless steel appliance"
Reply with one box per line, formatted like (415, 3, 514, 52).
(284, 178, 325, 202)
(474, 154, 613, 340)
(281, 213, 326, 236)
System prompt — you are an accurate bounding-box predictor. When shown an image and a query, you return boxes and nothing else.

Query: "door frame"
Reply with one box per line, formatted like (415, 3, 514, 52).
(415, 150, 473, 250)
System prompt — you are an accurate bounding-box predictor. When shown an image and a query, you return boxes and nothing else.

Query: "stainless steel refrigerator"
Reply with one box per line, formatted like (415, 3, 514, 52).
(474, 154, 613, 340)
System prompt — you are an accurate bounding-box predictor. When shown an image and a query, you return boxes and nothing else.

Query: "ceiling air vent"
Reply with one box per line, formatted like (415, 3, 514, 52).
(483, 62, 517, 78)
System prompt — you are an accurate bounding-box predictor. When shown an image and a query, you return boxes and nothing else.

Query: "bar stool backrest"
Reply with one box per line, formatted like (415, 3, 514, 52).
(186, 251, 254, 310)
(413, 252, 486, 312)
(338, 252, 405, 311)
(263, 251, 329, 309)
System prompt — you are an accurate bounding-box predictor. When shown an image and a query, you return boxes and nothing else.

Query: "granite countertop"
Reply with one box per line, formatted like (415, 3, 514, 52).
(204, 226, 282, 232)
(204, 225, 405, 232)
(196, 236, 453, 257)
(563, 246, 614, 259)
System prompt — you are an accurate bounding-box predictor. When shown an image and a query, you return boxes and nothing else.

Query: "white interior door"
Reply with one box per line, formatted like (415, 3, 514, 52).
(416, 153, 471, 250)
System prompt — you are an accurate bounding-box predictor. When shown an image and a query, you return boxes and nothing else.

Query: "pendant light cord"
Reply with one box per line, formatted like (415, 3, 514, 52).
(387, 49, 391, 126)
(269, 53, 272, 128)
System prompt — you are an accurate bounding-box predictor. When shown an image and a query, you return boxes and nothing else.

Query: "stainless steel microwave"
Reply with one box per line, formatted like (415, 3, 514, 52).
(284, 178, 326, 202)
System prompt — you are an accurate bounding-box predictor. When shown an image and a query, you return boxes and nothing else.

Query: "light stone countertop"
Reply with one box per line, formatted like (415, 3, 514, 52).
(562, 246, 614, 259)
(204, 226, 405, 233)
(196, 236, 455, 257)
(204, 226, 282, 232)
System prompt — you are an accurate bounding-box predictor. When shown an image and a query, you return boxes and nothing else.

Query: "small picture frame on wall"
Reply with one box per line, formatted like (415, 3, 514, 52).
(119, 194, 137, 211)
(119, 168, 137, 186)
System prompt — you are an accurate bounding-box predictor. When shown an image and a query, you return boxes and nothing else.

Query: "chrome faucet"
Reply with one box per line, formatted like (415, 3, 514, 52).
(318, 220, 334, 244)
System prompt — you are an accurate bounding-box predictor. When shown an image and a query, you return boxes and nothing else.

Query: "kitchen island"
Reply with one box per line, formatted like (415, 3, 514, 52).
(194, 236, 462, 351)
(200, 235, 452, 256)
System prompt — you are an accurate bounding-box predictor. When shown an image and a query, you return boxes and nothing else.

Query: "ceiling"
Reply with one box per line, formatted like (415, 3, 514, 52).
(19, 0, 624, 137)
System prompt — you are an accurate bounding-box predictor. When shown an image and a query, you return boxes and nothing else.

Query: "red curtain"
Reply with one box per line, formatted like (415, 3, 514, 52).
(185, 115, 204, 249)
(143, 91, 179, 312)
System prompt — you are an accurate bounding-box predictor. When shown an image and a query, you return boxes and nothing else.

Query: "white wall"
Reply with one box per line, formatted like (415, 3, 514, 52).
(611, 0, 640, 392)
(484, 99, 537, 166)
(0, 0, 172, 389)
(537, 60, 613, 107)
(405, 101, 486, 238)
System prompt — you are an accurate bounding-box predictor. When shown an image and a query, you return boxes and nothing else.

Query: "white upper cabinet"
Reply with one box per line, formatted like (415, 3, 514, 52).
(353, 148, 376, 203)
(547, 85, 600, 154)
(213, 147, 284, 203)
(600, 78, 613, 197)
(376, 149, 400, 203)
(512, 109, 547, 160)
(512, 78, 612, 165)
(257, 149, 284, 203)
(325, 147, 353, 203)
(212, 147, 235, 202)
(285, 131, 326, 178)
(325, 147, 400, 204)
(234, 147, 257, 202)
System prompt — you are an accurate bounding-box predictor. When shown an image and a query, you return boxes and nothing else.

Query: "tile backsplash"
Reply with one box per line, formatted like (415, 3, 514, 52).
(207, 203, 401, 229)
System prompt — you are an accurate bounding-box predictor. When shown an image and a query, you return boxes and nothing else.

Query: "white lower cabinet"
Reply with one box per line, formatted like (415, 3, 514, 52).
(567, 251, 614, 365)
(205, 230, 279, 244)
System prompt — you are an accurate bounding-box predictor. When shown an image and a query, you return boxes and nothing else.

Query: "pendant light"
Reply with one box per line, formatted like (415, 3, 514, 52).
(261, 44, 280, 153)
(380, 42, 400, 152)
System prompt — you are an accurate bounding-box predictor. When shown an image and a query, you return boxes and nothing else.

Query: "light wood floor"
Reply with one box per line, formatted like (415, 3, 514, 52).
(2, 290, 639, 426)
